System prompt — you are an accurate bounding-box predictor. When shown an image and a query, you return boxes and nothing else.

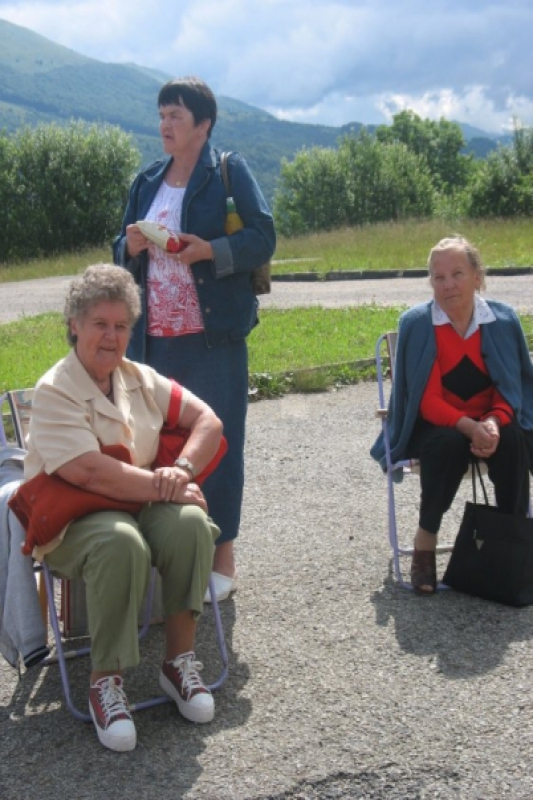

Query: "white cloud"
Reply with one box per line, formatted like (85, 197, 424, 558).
(378, 88, 533, 135)
(0, 0, 532, 131)
(269, 94, 389, 128)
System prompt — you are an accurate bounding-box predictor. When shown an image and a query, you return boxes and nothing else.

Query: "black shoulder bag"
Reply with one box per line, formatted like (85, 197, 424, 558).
(442, 459, 533, 606)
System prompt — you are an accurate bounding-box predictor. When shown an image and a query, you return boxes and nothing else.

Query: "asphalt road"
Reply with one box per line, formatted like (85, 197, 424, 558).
(3, 382, 533, 799)
(1, 272, 533, 322)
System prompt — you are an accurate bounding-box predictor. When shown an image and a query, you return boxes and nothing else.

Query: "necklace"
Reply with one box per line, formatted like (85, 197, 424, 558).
(169, 162, 192, 187)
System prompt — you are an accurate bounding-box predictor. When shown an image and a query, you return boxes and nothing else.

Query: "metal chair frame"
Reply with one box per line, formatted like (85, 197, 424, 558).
(42, 565, 228, 722)
(1, 388, 229, 722)
(374, 333, 454, 590)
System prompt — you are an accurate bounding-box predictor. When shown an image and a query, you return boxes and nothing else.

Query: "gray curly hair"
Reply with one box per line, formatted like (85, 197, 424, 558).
(428, 235, 486, 291)
(64, 264, 141, 346)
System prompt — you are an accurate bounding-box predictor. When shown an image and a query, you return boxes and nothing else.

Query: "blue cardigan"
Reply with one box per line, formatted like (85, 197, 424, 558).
(370, 299, 533, 471)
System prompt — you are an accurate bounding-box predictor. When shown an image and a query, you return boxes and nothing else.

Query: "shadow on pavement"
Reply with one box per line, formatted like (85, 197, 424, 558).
(371, 562, 533, 679)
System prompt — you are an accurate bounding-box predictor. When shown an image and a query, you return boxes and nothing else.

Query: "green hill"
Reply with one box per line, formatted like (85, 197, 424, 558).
(0, 18, 350, 200)
(0, 18, 507, 202)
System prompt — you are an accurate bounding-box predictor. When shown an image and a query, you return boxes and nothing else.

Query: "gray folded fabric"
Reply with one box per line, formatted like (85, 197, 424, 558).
(0, 449, 49, 668)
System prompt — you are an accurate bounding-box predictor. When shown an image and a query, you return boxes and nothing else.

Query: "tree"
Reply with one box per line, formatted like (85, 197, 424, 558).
(273, 130, 434, 236)
(376, 110, 472, 193)
(339, 132, 434, 225)
(274, 146, 350, 235)
(466, 124, 533, 218)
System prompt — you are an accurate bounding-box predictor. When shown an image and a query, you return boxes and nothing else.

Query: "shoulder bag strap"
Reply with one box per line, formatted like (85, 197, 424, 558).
(220, 151, 229, 195)
(219, 151, 235, 197)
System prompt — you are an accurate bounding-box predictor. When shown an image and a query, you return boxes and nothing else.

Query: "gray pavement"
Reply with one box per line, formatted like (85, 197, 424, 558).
(2, 274, 533, 799)
(1, 272, 533, 322)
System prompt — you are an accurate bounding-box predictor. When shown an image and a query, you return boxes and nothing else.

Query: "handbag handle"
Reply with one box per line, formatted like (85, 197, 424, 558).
(220, 151, 233, 196)
(472, 458, 490, 506)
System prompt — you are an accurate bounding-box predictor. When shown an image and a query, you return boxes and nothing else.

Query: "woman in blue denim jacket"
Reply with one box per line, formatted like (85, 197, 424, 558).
(113, 76, 276, 602)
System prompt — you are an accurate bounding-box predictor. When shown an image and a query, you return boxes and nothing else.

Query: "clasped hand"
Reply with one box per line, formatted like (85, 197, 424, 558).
(470, 418, 499, 459)
(153, 466, 207, 512)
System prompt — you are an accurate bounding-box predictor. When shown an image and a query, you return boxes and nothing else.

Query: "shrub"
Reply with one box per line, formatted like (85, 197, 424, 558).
(274, 131, 434, 236)
(466, 125, 533, 218)
(0, 121, 139, 263)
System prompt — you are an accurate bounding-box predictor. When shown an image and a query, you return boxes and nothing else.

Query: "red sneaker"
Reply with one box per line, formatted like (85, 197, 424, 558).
(89, 676, 136, 752)
(159, 652, 214, 723)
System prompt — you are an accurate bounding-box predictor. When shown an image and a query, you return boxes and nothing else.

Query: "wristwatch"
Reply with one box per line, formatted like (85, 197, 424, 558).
(174, 457, 197, 479)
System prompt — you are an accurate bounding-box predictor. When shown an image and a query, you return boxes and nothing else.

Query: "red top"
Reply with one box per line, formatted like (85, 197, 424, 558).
(420, 325, 513, 427)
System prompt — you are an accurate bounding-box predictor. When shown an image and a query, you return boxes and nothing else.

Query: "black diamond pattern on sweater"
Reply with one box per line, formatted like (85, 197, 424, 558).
(441, 355, 493, 401)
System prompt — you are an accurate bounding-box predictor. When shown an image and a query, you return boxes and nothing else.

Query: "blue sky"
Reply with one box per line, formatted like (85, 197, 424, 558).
(1, 0, 532, 133)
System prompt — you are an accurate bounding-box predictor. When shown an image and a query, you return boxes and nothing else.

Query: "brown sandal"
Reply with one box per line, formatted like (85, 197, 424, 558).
(410, 548, 437, 595)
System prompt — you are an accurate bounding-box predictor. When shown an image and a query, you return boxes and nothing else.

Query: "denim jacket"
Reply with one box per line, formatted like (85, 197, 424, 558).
(113, 141, 276, 358)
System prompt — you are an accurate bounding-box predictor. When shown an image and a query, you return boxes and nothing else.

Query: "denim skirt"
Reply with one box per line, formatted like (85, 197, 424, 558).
(146, 333, 248, 543)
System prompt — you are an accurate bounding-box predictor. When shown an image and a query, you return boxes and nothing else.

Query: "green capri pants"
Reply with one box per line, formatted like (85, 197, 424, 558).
(44, 503, 219, 672)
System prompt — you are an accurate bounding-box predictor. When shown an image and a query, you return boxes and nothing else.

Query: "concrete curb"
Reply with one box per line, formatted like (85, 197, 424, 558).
(271, 265, 533, 282)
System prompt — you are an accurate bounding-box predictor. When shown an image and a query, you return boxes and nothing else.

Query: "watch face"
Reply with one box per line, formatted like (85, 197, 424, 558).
(176, 458, 195, 476)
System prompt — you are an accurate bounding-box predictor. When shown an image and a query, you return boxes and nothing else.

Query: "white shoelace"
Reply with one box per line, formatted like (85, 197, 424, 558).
(96, 677, 130, 721)
(170, 652, 206, 698)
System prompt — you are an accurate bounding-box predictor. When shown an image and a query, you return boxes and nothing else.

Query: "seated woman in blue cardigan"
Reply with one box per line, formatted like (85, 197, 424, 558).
(371, 235, 533, 594)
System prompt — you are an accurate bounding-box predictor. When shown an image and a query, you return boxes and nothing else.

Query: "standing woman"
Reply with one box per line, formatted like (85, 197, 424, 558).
(113, 77, 276, 602)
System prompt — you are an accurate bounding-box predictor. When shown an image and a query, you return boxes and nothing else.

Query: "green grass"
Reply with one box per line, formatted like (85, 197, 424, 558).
(0, 313, 70, 390)
(0, 247, 110, 283)
(248, 306, 402, 371)
(2, 306, 532, 399)
(1, 217, 532, 283)
(273, 217, 533, 274)
(0, 306, 403, 393)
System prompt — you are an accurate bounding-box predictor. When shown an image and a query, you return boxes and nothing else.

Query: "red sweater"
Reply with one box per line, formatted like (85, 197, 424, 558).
(420, 325, 513, 427)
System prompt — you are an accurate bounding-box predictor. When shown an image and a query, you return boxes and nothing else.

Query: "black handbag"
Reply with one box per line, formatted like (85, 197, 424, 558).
(442, 460, 533, 607)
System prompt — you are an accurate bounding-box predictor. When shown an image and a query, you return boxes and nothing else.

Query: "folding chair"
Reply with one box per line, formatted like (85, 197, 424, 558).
(0, 388, 229, 722)
(374, 333, 455, 590)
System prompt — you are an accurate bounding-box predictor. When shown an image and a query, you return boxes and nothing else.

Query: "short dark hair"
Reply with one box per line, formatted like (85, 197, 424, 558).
(158, 76, 217, 137)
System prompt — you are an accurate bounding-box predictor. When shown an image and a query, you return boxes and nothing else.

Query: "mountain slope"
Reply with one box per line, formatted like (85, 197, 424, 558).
(0, 18, 506, 201)
(0, 17, 93, 72)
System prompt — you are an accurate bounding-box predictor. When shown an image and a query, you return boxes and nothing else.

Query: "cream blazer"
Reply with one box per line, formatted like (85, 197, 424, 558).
(24, 350, 188, 559)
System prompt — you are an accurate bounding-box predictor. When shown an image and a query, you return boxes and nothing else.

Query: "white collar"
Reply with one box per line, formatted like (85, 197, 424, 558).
(431, 294, 496, 339)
